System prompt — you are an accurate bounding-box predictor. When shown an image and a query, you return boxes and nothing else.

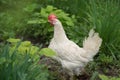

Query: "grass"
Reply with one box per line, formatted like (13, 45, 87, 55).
(87, 0, 120, 44)
(83, 0, 120, 65)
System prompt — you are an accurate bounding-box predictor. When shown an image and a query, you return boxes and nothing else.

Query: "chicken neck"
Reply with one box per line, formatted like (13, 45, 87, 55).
(53, 21, 68, 42)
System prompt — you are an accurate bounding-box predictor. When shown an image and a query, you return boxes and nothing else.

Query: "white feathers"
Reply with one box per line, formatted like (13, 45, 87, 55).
(48, 19, 102, 76)
(83, 29, 102, 59)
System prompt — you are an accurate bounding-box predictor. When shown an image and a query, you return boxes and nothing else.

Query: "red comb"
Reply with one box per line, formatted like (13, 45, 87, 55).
(48, 14, 57, 20)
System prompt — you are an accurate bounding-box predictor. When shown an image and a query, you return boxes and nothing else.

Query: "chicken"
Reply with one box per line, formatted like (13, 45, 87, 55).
(48, 14, 102, 77)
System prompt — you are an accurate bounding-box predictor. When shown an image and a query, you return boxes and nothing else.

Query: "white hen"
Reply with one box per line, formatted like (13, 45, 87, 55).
(48, 14, 102, 76)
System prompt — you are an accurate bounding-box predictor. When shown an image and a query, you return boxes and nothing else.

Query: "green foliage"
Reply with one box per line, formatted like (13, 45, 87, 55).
(97, 54, 113, 65)
(0, 13, 16, 40)
(7, 38, 21, 43)
(28, 5, 75, 26)
(25, 5, 76, 40)
(7, 38, 39, 56)
(90, 71, 99, 80)
(0, 0, 35, 41)
(0, 44, 51, 80)
(99, 74, 120, 80)
(39, 48, 56, 57)
(86, 0, 120, 55)
(7, 38, 56, 58)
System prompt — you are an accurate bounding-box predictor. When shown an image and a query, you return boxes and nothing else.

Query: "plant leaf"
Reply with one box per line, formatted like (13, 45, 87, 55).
(7, 38, 21, 43)
(39, 48, 56, 57)
(99, 74, 109, 80)
(21, 41, 31, 47)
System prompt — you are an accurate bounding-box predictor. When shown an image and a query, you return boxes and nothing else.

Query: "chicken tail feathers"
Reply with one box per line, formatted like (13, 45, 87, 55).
(83, 29, 102, 59)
